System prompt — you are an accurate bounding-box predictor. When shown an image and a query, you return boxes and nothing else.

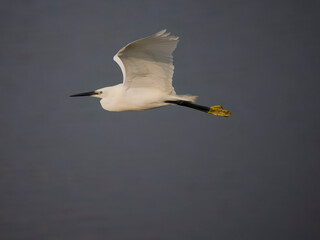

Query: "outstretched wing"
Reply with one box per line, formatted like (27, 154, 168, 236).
(113, 30, 179, 94)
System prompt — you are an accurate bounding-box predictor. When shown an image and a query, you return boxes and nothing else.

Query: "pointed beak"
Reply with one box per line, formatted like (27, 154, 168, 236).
(70, 91, 100, 97)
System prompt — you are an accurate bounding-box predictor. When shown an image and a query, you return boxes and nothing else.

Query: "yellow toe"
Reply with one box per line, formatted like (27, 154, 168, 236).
(208, 106, 231, 117)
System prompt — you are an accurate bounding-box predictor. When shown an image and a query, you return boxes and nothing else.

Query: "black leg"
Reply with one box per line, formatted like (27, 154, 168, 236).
(165, 100, 210, 113)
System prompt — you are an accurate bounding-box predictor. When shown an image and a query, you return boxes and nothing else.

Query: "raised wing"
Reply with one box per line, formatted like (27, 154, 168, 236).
(113, 30, 179, 94)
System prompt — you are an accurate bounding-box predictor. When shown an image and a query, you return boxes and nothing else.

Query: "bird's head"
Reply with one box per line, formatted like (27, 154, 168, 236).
(70, 88, 107, 99)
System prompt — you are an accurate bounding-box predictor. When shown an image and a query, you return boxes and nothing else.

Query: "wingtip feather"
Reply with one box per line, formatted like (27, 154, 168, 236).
(155, 29, 179, 41)
(156, 29, 167, 36)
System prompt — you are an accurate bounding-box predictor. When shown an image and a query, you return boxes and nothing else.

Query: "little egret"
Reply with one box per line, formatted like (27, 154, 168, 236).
(70, 30, 231, 117)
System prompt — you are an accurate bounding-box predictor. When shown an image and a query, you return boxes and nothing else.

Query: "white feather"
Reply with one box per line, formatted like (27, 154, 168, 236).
(113, 29, 179, 94)
(72, 30, 198, 112)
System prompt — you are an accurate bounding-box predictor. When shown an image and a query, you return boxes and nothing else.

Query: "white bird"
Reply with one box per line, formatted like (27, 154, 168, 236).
(70, 29, 231, 117)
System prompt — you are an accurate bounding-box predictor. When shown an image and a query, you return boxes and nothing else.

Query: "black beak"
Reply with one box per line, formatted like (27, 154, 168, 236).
(70, 91, 99, 97)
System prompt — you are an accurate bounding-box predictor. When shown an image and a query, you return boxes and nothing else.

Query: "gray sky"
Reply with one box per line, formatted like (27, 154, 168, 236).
(1, 0, 319, 239)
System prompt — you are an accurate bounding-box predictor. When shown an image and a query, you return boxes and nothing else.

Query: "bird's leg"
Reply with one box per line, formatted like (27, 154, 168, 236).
(165, 100, 231, 117)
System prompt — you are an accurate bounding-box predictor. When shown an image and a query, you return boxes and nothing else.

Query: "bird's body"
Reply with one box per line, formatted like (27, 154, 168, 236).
(98, 84, 170, 111)
(71, 30, 231, 117)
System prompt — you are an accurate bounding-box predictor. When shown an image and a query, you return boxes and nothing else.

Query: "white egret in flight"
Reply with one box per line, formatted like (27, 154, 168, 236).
(70, 30, 231, 117)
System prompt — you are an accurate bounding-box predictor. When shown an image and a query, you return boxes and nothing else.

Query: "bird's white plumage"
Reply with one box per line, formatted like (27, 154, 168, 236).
(71, 29, 231, 117)
(113, 29, 179, 94)
(71, 30, 197, 112)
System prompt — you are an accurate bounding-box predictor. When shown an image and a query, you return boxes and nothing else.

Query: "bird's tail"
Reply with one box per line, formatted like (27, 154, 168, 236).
(175, 95, 198, 103)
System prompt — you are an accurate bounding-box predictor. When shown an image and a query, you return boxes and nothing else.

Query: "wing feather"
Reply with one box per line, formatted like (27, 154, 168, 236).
(113, 30, 179, 94)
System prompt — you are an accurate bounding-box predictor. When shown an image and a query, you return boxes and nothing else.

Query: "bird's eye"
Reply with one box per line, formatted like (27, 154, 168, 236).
(99, 91, 103, 94)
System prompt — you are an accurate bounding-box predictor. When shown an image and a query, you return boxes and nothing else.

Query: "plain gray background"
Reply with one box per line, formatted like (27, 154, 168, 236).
(1, 0, 319, 239)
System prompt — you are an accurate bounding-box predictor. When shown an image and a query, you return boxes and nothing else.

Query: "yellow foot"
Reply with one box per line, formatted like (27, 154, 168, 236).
(208, 105, 231, 117)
